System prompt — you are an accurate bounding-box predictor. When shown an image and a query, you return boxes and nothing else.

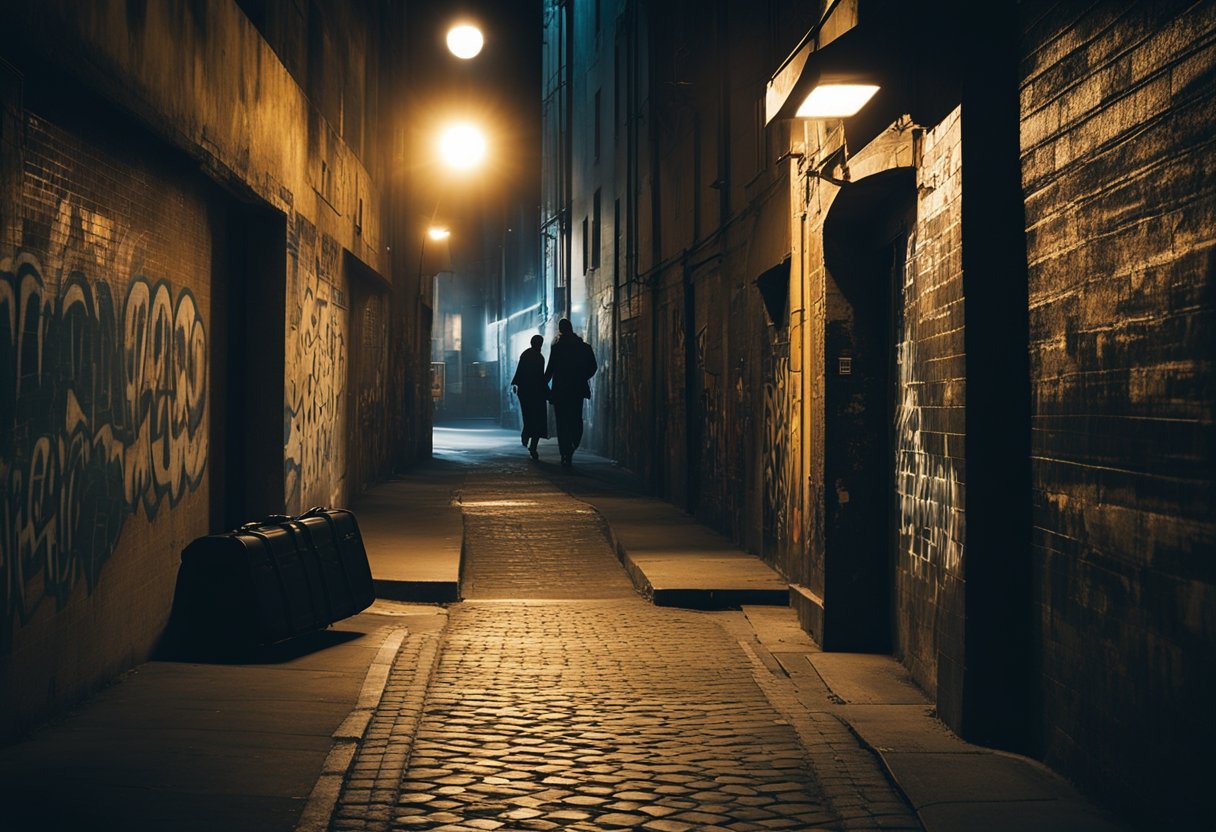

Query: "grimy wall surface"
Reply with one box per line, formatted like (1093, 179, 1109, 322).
(0, 0, 413, 739)
(1019, 1, 1215, 822)
(553, 0, 1214, 823)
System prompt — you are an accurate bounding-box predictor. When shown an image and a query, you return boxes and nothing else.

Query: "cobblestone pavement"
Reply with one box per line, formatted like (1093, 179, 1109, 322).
(331, 470, 919, 831)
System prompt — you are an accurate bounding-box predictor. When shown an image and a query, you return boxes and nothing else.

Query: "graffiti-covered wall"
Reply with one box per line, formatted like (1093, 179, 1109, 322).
(1, 109, 214, 728)
(285, 216, 349, 512)
(0, 0, 410, 741)
(895, 108, 966, 697)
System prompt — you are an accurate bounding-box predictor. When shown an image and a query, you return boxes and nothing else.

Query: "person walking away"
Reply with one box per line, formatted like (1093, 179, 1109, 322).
(544, 318, 597, 467)
(511, 334, 549, 460)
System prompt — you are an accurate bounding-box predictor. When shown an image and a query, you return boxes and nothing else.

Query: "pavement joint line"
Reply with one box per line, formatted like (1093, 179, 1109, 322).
(294, 624, 408, 832)
(735, 636, 924, 830)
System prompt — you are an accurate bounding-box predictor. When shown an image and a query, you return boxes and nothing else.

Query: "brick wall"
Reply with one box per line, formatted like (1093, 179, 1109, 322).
(284, 214, 350, 513)
(1020, 1, 1216, 819)
(0, 108, 215, 736)
(895, 109, 966, 698)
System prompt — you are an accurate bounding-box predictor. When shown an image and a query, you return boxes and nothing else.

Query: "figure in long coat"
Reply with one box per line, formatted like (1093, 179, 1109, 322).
(511, 334, 549, 460)
(544, 318, 597, 467)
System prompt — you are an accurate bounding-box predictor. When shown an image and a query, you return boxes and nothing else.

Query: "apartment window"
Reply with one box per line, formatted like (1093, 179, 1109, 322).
(582, 215, 589, 274)
(592, 190, 602, 269)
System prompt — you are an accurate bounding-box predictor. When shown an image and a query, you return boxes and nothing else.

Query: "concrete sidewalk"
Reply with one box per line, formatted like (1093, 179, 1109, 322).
(355, 457, 465, 603)
(0, 602, 445, 832)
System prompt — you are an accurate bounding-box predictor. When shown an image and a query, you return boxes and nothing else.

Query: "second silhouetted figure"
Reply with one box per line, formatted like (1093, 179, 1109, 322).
(545, 318, 597, 467)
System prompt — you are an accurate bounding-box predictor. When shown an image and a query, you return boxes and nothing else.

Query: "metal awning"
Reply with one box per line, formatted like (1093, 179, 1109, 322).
(765, 0, 866, 125)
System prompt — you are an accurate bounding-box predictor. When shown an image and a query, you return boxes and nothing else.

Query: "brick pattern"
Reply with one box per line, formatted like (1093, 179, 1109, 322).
(1, 109, 214, 736)
(1019, 0, 1216, 818)
(894, 108, 967, 696)
(458, 477, 636, 600)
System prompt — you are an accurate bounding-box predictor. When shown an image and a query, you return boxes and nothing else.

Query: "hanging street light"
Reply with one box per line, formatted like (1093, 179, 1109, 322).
(446, 24, 484, 59)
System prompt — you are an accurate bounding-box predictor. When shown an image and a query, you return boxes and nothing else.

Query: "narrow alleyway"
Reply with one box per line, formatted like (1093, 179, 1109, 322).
(330, 442, 919, 831)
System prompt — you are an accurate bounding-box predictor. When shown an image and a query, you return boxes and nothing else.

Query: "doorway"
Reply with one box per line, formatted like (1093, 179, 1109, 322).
(821, 169, 915, 652)
(209, 198, 286, 530)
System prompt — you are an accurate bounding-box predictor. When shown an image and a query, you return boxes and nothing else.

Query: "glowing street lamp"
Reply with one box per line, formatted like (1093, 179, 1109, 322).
(420, 223, 454, 279)
(446, 24, 484, 59)
(438, 123, 488, 171)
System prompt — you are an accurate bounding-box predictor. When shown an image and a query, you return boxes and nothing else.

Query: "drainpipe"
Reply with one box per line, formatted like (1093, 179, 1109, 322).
(563, 0, 574, 321)
(683, 250, 698, 514)
(647, 0, 664, 496)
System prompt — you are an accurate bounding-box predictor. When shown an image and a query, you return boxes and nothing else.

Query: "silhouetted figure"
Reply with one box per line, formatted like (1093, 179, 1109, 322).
(545, 318, 597, 467)
(512, 334, 549, 460)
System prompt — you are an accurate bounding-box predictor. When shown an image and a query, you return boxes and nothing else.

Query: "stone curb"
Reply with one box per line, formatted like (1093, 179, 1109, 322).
(293, 625, 409, 832)
(589, 503, 789, 610)
(372, 579, 461, 604)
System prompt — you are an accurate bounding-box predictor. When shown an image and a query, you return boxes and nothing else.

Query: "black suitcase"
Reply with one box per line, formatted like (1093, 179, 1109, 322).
(175, 507, 375, 646)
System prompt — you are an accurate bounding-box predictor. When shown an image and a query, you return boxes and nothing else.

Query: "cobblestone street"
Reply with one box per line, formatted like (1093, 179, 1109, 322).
(330, 468, 919, 831)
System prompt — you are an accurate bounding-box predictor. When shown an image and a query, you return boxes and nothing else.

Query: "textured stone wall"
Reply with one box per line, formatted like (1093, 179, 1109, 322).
(1020, 0, 1216, 820)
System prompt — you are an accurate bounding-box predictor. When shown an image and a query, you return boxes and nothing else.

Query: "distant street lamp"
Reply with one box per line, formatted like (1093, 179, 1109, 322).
(428, 225, 451, 241)
(446, 24, 484, 59)
(438, 122, 488, 171)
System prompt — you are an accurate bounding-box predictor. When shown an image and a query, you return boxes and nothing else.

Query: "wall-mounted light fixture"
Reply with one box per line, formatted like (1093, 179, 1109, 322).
(766, 21, 887, 124)
(795, 83, 880, 119)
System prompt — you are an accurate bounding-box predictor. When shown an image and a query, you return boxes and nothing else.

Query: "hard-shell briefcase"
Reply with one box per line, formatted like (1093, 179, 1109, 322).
(175, 507, 375, 646)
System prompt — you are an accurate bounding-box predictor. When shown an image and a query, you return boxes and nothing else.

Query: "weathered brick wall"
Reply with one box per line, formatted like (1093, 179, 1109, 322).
(1020, 1, 1216, 819)
(1, 110, 214, 736)
(284, 214, 350, 513)
(895, 108, 966, 697)
(0, 0, 407, 739)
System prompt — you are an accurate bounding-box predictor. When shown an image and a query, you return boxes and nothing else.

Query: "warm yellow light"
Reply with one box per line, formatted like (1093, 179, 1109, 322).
(796, 84, 880, 118)
(446, 24, 484, 59)
(427, 226, 451, 241)
(438, 123, 487, 171)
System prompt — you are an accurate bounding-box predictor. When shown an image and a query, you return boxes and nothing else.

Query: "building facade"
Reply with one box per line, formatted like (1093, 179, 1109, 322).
(543, 0, 1215, 824)
(0, 0, 432, 738)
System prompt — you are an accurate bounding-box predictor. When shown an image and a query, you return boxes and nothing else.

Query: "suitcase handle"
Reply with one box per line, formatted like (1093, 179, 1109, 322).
(237, 514, 292, 532)
(234, 508, 331, 533)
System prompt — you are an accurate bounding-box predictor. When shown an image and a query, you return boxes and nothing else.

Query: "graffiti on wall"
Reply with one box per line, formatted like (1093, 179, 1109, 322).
(762, 345, 792, 553)
(1, 205, 208, 625)
(894, 319, 964, 577)
(351, 292, 389, 489)
(284, 216, 346, 511)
